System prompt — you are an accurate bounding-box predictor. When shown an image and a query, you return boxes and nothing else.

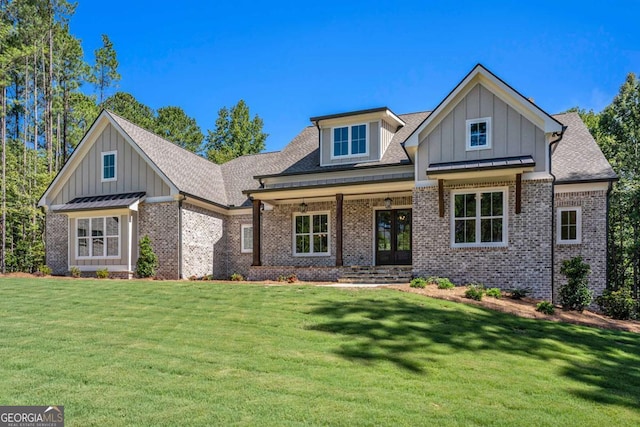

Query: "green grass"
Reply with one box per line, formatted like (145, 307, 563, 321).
(0, 278, 639, 426)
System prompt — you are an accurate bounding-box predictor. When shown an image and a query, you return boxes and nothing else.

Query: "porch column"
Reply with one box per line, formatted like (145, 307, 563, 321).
(438, 179, 445, 217)
(252, 198, 261, 266)
(336, 193, 343, 267)
(515, 173, 522, 214)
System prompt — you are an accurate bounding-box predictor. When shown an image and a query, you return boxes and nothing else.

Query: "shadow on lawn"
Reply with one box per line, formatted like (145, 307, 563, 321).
(306, 295, 640, 409)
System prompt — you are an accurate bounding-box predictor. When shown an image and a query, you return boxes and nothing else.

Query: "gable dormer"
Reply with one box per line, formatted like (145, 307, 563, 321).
(311, 107, 405, 167)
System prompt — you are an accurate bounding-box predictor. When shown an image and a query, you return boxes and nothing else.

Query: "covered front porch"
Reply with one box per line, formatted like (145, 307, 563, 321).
(244, 178, 415, 283)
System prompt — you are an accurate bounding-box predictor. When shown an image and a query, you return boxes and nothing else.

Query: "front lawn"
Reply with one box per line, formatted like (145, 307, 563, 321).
(0, 278, 638, 426)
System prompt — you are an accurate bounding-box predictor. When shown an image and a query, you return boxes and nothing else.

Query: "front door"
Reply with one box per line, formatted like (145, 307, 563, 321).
(375, 209, 412, 265)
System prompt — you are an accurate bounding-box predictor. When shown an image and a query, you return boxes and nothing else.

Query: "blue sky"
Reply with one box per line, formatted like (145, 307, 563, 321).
(70, 1, 640, 152)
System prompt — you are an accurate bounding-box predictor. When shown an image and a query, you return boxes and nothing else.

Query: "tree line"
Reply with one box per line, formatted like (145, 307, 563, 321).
(0, 0, 266, 273)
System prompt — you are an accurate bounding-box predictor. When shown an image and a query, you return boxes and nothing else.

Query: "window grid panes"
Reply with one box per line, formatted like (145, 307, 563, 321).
(332, 124, 367, 157)
(453, 191, 505, 246)
(77, 216, 119, 258)
(351, 124, 367, 155)
(242, 225, 253, 252)
(469, 122, 487, 147)
(559, 209, 580, 242)
(333, 127, 349, 157)
(295, 213, 329, 255)
(103, 153, 116, 180)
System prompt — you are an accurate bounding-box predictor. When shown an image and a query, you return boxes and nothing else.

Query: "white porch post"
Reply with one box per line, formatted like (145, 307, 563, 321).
(128, 213, 133, 277)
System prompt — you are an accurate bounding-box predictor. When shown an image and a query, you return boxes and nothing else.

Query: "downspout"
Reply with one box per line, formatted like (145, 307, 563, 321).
(548, 125, 567, 304)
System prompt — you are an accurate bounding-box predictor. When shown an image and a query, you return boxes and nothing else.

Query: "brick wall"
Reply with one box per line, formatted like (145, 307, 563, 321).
(554, 190, 608, 300)
(181, 203, 227, 279)
(227, 214, 253, 278)
(412, 179, 554, 299)
(45, 212, 68, 275)
(138, 201, 180, 279)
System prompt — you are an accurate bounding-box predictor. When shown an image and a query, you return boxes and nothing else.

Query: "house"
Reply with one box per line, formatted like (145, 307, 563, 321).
(38, 64, 617, 300)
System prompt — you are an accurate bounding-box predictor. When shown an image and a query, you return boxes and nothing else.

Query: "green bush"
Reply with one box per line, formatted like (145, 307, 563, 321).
(509, 288, 530, 300)
(136, 235, 159, 278)
(70, 266, 81, 278)
(96, 268, 109, 279)
(536, 301, 555, 315)
(38, 265, 52, 276)
(465, 284, 484, 301)
(436, 277, 455, 289)
(597, 287, 637, 320)
(559, 257, 593, 312)
(485, 288, 502, 299)
(230, 273, 243, 281)
(410, 277, 427, 288)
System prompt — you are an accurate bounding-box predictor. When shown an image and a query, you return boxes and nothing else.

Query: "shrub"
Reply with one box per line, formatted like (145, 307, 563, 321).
(136, 235, 159, 278)
(597, 287, 637, 320)
(96, 268, 109, 279)
(230, 273, 243, 281)
(277, 275, 287, 282)
(188, 275, 198, 281)
(465, 284, 484, 301)
(286, 274, 298, 283)
(559, 256, 593, 312)
(509, 288, 530, 300)
(436, 277, 455, 289)
(38, 265, 52, 276)
(486, 288, 502, 299)
(70, 266, 81, 278)
(536, 301, 555, 315)
(410, 277, 427, 288)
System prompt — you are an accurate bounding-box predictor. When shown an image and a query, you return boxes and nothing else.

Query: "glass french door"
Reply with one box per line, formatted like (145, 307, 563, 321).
(375, 209, 412, 265)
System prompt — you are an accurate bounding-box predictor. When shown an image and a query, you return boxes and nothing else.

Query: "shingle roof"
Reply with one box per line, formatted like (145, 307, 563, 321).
(551, 112, 617, 183)
(103, 109, 614, 211)
(108, 111, 228, 206)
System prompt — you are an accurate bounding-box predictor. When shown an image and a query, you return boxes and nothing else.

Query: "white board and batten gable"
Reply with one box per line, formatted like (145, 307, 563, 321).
(38, 110, 179, 210)
(404, 64, 564, 185)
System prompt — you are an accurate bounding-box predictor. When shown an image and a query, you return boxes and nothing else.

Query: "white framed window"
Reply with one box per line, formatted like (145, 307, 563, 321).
(77, 216, 120, 259)
(293, 212, 330, 256)
(451, 188, 507, 247)
(101, 151, 117, 182)
(332, 123, 368, 158)
(557, 207, 582, 244)
(241, 224, 253, 253)
(466, 117, 492, 150)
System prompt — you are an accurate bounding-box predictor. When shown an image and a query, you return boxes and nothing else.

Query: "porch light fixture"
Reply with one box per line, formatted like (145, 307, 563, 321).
(299, 200, 308, 213)
(384, 196, 392, 209)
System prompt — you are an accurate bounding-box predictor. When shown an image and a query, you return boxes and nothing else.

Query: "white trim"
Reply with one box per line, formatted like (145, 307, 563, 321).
(450, 187, 508, 248)
(241, 224, 253, 253)
(522, 171, 553, 181)
(415, 180, 439, 188)
(557, 207, 582, 244)
(75, 215, 122, 259)
(292, 211, 331, 256)
(330, 122, 369, 160)
(101, 150, 117, 182)
(466, 117, 492, 151)
(127, 213, 133, 273)
(555, 182, 610, 193)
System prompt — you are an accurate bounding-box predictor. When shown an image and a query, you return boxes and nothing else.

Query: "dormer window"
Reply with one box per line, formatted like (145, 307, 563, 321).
(332, 124, 368, 158)
(466, 118, 491, 150)
(101, 151, 117, 182)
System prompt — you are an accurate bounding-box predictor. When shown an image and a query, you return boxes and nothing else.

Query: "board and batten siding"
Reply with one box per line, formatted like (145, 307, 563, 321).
(68, 212, 138, 267)
(321, 121, 380, 166)
(380, 120, 395, 157)
(52, 124, 171, 205)
(417, 84, 546, 173)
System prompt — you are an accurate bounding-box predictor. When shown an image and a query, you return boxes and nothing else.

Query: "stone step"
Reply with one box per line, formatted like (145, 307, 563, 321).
(338, 265, 412, 284)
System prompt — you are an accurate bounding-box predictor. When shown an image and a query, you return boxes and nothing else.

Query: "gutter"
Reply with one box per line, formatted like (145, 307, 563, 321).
(549, 125, 567, 304)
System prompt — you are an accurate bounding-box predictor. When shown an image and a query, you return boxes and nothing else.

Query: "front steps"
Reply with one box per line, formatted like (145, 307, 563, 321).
(337, 265, 413, 284)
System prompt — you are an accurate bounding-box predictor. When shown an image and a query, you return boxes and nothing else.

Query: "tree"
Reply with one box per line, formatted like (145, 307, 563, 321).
(204, 100, 267, 164)
(154, 106, 203, 153)
(88, 34, 120, 104)
(135, 235, 158, 278)
(102, 91, 154, 130)
(598, 73, 640, 298)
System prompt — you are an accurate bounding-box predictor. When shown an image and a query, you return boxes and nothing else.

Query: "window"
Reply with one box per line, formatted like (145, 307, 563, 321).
(77, 216, 120, 258)
(466, 118, 491, 150)
(102, 151, 117, 182)
(332, 124, 368, 157)
(294, 212, 329, 255)
(557, 207, 582, 244)
(452, 189, 507, 247)
(241, 224, 253, 253)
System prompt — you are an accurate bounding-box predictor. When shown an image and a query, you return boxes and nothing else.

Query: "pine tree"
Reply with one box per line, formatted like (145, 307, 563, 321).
(135, 235, 158, 278)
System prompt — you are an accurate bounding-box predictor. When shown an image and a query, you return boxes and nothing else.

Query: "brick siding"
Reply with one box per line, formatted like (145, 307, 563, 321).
(45, 212, 68, 275)
(227, 214, 253, 279)
(181, 203, 227, 279)
(138, 201, 180, 279)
